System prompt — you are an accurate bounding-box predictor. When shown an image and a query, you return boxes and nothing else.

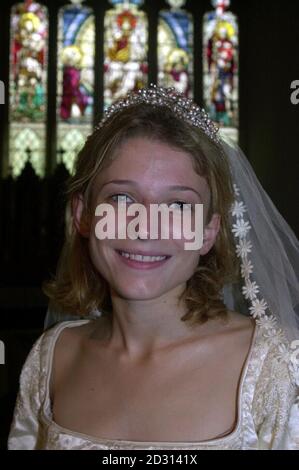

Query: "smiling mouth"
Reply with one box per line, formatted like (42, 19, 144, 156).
(115, 249, 171, 267)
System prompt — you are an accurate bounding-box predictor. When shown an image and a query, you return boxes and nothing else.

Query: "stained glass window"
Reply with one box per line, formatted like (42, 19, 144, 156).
(104, 0, 148, 109)
(203, 0, 239, 142)
(9, 1, 48, 178)
(158, 0, 193, 97)
(57, 0, 95, 173)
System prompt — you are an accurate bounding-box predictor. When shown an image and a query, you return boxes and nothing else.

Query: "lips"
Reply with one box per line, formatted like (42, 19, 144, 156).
(115, 249, 171, 270)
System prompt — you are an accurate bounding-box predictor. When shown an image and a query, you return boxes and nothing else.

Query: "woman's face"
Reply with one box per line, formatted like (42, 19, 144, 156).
(76, 136, 220, 301)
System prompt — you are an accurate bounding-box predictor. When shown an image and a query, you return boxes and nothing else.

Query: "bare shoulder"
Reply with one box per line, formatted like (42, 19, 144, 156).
(54, 315, 110, 349)
(192, 311, 257, 376)
(195, 310, 255, 337)
(191, 310, 256, 353)
(219, 311, 256, 361)
(226, 310, 255, 330)
(50, 317, 108, 399)
(221, 310, 256, 342)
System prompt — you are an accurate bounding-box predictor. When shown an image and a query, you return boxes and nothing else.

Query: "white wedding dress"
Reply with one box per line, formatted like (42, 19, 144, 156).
(7, 319, 299, 450)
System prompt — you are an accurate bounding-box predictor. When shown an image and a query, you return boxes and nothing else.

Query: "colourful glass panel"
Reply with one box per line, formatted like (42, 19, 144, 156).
(158, 2, 193, 97)
(57, 3, 95, 173)
(104, 0, 148, 109)
(9, 0, 48, 178)
(203, 0, 239, 142)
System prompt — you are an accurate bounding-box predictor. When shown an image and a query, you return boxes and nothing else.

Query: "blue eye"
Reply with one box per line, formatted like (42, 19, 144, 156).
(111, 194, 134, 204)
(169, 201, 192, 211)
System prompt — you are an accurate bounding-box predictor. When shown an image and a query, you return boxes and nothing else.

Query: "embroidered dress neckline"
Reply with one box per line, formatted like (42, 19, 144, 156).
(41, 318, 259, 447)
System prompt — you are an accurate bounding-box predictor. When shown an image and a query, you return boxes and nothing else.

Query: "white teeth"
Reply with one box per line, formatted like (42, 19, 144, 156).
(120, 251, 167, 262)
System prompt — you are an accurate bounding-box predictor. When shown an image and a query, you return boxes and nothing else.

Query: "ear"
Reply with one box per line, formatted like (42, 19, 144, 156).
(199, 213, 221, 256)
(72, 193, 90, 238)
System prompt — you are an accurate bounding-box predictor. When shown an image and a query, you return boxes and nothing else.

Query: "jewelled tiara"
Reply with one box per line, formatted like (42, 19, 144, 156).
(95, 83, 221, 144)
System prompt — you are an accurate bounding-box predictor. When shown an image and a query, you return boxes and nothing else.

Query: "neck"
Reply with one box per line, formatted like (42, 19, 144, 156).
(102, 284, 199, 360)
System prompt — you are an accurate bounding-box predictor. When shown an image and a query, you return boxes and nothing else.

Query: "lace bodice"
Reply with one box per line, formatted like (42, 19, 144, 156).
(7, 319, 299, 450)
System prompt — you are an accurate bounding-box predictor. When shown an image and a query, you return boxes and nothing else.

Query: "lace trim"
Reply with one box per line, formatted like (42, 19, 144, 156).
(231, 184, 299, 387)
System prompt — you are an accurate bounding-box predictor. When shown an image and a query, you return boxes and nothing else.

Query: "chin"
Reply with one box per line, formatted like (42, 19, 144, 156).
(111, 281, 170, 301)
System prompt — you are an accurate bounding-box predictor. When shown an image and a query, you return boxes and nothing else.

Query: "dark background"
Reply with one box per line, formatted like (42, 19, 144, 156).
(0, 0, 298, 449)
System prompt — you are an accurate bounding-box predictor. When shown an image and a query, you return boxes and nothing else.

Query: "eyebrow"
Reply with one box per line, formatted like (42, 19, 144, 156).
(101, 179, 203, 199)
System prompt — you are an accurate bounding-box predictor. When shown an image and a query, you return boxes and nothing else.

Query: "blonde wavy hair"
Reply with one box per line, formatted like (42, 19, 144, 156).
(43, 103, 240, 326)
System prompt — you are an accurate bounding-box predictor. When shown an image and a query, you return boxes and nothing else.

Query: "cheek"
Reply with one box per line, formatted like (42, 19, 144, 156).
(88, 214, 115, 275)
(88, 236, 122, 290)
(164, 248, 200, 290)
(171, 238, 201, 272)
(179, 250, 201, 286)
(169, 208, 204, 251)
(88, 235, 105, 273)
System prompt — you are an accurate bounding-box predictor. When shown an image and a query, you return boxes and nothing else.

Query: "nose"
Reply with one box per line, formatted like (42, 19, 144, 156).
(137, 203, 152, 240)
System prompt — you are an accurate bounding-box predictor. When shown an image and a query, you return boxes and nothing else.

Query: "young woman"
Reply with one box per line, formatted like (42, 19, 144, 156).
(8, 85, 299, 450)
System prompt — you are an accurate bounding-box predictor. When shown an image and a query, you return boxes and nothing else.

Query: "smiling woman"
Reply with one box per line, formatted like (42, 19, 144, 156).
(73, 135, 217, 309)
(7, 85, 299, 450)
